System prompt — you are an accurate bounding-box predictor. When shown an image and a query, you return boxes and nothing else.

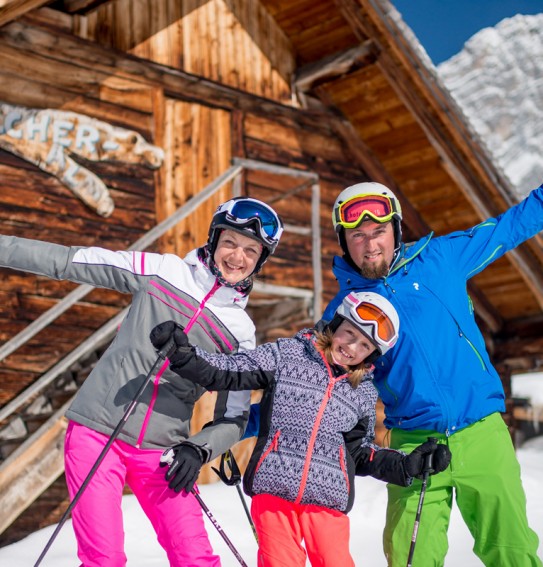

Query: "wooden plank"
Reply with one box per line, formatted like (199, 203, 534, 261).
(0, 0, 49, 27)
(0, 71, 153, 133)
(62, 0, 112, 13)
(0, 42, 156, 114)
(295, 42, 376, 92)
(0, 410, 68, 534)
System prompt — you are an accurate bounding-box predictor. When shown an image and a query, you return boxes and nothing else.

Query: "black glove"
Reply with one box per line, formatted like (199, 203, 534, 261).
(150, 321, 189, 354)
(160, 442, 206, 493)
(403, 439, 451, 479)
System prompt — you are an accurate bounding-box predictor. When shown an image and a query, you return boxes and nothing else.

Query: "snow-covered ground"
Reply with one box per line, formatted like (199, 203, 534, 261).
(1, 436, 541, 566)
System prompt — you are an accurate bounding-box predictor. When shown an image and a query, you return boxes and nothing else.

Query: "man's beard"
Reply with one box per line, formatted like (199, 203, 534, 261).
(359, 258, 389, 279)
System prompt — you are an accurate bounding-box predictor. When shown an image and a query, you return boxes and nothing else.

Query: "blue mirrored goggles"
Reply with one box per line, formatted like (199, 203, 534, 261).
(224, 199, 283, 243)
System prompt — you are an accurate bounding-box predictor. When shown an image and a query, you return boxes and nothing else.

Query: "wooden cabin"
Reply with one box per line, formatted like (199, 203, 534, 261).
(1, 0, 542, 546)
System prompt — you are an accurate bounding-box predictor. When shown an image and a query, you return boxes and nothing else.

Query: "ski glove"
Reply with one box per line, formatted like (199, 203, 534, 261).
(150, 320, 189, 352)
(403, 439, 451, 479)
(160, 441, 207, 493)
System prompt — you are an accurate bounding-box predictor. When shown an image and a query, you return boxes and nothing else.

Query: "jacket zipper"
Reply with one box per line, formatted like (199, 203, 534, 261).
(295, 353, 346, 504)
(136, 279, 222, 447)
(458, 329, 487, 371)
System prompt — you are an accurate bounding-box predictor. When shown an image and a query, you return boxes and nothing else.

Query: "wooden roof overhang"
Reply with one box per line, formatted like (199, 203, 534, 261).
(259, 0, 543, 373)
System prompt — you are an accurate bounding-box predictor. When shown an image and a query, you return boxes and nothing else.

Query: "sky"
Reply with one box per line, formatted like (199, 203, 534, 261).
(391, 0, 543, 64)
(1, 436, 541, 566)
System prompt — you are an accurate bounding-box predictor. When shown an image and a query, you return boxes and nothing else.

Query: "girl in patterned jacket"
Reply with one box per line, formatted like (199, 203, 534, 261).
(151, 291, 451, 567)
(0, 197, 283, 567)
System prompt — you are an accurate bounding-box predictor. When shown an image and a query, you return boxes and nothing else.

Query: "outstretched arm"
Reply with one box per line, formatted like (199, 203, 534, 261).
(0, 234, 166, 293)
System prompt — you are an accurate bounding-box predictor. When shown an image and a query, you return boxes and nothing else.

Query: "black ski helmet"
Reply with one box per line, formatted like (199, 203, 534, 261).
(207, 196, 284, 275)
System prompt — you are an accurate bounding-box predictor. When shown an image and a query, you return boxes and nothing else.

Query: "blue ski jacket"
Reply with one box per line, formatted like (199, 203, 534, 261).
(323, 184, 543, 435)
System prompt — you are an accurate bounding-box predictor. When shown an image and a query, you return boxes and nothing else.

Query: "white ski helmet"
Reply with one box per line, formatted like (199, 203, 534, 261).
(332, 182, 403, 259)
(208, 196, 284, 274)
(329, 291, 400, 362)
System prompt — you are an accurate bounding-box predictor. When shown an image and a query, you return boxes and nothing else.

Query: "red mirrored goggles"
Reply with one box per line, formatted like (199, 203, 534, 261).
(354, 301, 397, 345)
(336, 194, 397, 229)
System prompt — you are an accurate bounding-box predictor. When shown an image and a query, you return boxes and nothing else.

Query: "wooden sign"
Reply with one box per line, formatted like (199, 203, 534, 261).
(0, 103, 164, 217)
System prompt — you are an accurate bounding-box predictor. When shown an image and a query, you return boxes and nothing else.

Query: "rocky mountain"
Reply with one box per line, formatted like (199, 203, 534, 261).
(437, 13, 543, 199)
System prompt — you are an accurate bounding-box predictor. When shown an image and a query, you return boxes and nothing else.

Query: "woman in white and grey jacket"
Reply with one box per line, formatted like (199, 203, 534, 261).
(0, 197, 283, 567)
(152, 292, 451, 567)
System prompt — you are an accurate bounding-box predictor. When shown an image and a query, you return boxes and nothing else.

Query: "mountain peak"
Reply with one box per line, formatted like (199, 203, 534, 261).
(438, 13, 543, 197)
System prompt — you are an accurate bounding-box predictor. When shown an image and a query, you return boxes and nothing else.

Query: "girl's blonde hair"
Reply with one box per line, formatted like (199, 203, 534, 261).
(314, 327, 373, 388)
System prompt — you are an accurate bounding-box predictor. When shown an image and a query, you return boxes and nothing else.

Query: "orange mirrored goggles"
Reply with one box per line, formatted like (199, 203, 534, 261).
(335, 194, 397, 229)
(354, 301, 397, 344)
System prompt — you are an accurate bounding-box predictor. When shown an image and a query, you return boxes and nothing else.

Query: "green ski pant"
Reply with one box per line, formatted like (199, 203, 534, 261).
(383, 412, 542, 567)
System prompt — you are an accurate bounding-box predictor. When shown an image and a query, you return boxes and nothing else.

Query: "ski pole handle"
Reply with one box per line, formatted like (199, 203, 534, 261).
(423, 436, 438, 475)
(158, 335, 178, 360)
(157, 322, 187, 360)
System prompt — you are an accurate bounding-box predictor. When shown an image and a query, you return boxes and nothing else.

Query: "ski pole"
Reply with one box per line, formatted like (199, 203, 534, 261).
(191, 489, 249, 567)
(406, 437, 437, 567)
(33, 336, 178, 567)
(213, 450, 259, 543)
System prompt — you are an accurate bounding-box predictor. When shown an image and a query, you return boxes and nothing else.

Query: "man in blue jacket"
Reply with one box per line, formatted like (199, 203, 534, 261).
(323, 182, 542, 566)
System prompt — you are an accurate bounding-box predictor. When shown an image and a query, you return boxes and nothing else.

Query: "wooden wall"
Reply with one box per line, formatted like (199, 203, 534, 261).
(74, 0, 294, 104)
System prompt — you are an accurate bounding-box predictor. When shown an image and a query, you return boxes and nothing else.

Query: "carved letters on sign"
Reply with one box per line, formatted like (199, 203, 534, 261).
(0, 104, 165, 217)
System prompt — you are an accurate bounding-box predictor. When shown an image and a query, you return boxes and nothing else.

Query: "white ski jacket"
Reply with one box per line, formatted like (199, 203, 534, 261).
(0, 235, 254, 458)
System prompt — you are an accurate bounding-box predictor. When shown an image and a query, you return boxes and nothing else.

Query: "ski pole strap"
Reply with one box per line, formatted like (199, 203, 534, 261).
(212, 449, 242, 486)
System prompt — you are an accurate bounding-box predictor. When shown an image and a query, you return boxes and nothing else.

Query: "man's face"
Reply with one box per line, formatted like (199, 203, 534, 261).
(345, 220, 395, 278)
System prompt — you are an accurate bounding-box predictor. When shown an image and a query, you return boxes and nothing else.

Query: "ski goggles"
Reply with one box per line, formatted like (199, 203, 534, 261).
(335, 193, 398, 229)
(352, 300, 397, 346)
(221, 198, 283, 245)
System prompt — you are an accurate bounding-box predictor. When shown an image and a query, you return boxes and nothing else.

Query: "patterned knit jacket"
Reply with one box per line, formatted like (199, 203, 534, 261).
(170, 328, 412, 514)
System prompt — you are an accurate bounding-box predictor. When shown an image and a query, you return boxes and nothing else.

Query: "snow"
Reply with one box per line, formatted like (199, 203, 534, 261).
(1, 440, 541, 566)
(514, 372, 543, 406)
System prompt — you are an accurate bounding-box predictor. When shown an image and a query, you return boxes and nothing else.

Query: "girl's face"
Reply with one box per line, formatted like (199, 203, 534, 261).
(331, 320, 376, 367)
(213, 229, 263, 284)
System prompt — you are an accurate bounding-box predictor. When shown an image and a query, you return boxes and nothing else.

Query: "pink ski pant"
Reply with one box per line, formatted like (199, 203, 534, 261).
(64, 421, 220, 567)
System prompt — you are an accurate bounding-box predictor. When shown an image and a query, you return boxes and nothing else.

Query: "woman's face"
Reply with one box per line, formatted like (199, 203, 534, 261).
(331, 320, 376, 367)
(213, 229, 263, 284)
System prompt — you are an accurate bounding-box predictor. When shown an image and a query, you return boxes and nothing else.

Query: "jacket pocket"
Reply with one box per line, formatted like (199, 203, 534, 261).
(254, 429, 280, 475)
(339, 444, 350, 494)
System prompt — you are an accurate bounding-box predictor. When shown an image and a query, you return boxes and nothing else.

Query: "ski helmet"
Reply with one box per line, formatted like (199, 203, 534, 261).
(329, 291, 400, 363)
(332, 182, 403, 260)
(208, 196, 284, 274)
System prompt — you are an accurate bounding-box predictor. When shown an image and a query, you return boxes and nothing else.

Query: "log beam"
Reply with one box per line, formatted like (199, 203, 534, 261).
(294, 41, 377, 92)
(0, 0, 50, 27)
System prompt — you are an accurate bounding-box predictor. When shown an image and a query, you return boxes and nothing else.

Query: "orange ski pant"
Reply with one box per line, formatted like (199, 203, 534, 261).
(251, 493, 355, 567)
